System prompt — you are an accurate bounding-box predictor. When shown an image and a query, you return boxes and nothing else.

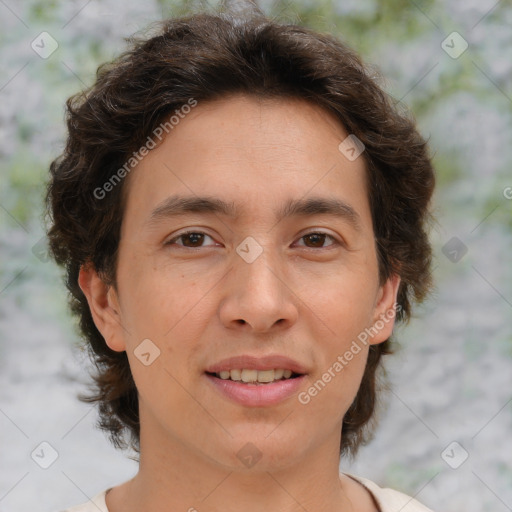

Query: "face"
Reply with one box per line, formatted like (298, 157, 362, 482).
(80, 94, 400, 471)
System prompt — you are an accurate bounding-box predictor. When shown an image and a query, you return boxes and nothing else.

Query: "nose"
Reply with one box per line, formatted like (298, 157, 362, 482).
(219, 246, 299, 333)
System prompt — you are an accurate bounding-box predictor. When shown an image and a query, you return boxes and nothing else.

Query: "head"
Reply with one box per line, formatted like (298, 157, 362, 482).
(45, 9, 434, 465)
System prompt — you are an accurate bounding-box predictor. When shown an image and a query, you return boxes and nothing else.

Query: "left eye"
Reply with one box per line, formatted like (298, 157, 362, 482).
(165, 231, 338, 249)
(295, 232, 338, 248)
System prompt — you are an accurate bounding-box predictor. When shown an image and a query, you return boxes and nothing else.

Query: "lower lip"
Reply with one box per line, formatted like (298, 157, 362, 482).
(205, 373, 306, 407)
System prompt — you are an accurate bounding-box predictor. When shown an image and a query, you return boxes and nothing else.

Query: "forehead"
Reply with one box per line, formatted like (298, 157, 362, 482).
(120, 94, 371, 230)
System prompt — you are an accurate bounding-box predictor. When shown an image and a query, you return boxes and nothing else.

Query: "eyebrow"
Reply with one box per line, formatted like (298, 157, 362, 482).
(146, 194, 362, 231)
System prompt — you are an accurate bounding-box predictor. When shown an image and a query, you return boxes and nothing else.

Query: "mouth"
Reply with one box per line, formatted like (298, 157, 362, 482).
(204, 355, 307, 407)
(205, 368, 303, 385)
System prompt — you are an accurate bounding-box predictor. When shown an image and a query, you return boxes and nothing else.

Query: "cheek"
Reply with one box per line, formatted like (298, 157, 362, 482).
(310, 271, 378, 335)
(299, 275, 376, 414)
(299, 345, 369, 422)
(118, 260, 209, 342)
(127, 355, 204, 440)
(120, 274, 213, 395)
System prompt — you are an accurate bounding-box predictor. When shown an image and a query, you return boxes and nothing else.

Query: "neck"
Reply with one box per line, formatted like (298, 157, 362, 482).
(108, 417, 356, 512)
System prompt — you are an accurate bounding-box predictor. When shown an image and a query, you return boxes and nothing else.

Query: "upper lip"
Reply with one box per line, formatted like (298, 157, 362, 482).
(205, 355, 308, 374)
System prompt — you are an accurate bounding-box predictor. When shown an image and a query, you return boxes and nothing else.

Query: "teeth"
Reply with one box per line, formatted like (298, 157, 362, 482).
(241, 369, 258, 383)
(215, 369, 296, 383)
(257, 370, 275, 383)
(230, 369, 242, 381)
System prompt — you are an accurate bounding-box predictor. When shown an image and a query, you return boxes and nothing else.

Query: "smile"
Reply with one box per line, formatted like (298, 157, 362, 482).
(205, 371, 306, 407)
(212, 368, 299, 384)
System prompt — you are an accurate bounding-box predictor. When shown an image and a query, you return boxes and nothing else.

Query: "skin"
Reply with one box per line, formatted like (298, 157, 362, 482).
(79, 94, 400, 512)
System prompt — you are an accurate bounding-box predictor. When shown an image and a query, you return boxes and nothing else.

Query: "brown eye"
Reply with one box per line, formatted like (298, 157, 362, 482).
(166, 231, 215, 248)
(181, 233, 205, 247)
(297, 232, 337, 249)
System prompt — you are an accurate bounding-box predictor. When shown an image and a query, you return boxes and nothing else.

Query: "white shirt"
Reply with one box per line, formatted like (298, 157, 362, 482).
(62, 473, 435, 512)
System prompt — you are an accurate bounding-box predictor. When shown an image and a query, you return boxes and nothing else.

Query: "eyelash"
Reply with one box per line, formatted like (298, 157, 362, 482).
(165, 230, 340, 250)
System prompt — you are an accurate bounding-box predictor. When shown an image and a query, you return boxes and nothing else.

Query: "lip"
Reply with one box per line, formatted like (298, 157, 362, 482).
(204, 354, 308, 407)
(205, 373, 306, 407)
(205, 354, 308, 374)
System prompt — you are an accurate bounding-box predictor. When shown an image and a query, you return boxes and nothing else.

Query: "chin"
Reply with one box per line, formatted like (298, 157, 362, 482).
(207, 428, 309, 472)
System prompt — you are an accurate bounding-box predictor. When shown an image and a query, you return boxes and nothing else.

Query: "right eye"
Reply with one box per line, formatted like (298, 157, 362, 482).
(165, 230, 218, 249)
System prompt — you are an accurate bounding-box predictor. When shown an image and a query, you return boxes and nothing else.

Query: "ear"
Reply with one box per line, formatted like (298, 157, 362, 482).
(78, 263, 126, 352)
(368, 273, 401, 346)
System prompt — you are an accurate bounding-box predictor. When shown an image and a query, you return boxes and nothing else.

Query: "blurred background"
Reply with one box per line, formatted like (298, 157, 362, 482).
(0, 0, 511, 511)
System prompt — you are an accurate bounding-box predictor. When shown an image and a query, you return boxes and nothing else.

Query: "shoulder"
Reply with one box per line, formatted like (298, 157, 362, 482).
(343, 473, 436, 512)
(59, 490, 109, 512)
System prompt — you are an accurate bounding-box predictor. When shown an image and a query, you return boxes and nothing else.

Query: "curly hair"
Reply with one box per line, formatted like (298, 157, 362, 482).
(45, 7, 435, 458)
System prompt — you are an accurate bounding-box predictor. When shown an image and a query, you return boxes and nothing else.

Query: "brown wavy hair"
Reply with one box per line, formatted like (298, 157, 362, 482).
(45, 7, 435, 458)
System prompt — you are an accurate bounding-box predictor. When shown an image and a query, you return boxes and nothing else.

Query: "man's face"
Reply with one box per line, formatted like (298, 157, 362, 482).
(85, 94, 399, 469)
